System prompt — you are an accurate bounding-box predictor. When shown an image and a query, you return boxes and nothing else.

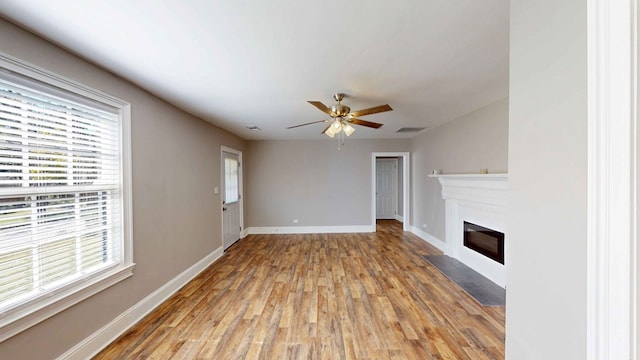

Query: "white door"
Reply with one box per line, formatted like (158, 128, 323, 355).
(376, 158, 397, 219)
(222, 151, 241, 249)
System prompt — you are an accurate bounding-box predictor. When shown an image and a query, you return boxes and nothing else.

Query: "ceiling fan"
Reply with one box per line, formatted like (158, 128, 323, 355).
(287, 93, 393, 139)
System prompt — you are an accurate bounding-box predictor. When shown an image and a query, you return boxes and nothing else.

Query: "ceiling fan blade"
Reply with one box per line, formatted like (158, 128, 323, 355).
(349, 104, 393, 118)
(286, 120, 328, 129)
(348, 118, 383, 129)
(308, 101, 334, 116)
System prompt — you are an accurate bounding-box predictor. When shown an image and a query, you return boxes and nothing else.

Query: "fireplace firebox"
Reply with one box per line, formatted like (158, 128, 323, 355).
(463, 221, 504, 264)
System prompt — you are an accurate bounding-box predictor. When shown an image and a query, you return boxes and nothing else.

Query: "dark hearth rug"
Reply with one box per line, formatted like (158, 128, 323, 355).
(422, 255, 505, 307)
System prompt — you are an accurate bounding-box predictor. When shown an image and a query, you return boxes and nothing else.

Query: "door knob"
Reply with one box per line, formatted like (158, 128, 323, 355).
(223, 207, 227, 211)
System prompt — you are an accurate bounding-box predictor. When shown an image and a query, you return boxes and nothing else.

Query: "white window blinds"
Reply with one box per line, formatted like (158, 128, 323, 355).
(0, 73, 122, 313)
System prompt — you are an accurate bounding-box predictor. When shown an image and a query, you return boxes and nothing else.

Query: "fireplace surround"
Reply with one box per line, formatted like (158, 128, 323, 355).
(432, 173, 508, 287)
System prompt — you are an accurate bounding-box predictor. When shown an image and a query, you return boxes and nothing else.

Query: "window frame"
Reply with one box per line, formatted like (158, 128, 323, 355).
(0, 52, 134, 342)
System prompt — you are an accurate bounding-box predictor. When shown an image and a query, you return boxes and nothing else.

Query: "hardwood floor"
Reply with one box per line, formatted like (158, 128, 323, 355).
(94, 220, 504, 359)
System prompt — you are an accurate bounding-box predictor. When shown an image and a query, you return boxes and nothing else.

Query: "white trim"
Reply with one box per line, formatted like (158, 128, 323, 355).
(394, 214, 404, 222)
(121, 103, 134, 266)
(587, 0, 637, 358)
(56, 247, 223, 360)
(635, 1, 639, 353)
(410, 226, 451, 254)
(428, 173, 508, 179)
(221, 146, 244, 250)
(371, 152, 410, 231)
(429, 174, 509, 208)
(246, 225, 374, 235)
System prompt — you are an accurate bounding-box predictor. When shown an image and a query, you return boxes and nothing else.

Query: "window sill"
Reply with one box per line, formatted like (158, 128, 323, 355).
(0, 263, 135, 342)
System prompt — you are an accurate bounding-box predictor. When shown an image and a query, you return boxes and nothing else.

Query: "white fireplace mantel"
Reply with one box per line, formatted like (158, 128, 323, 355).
(431, 173, 509, 287)
(429, 173, 508, 206)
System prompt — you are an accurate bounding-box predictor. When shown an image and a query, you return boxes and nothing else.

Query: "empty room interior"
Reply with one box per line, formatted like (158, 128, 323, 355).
(0, 1, 638, 359)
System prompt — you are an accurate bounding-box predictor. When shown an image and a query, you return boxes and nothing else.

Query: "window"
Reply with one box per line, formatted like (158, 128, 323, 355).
(0, 53, 133, 341)
(224, 157, 239, 203)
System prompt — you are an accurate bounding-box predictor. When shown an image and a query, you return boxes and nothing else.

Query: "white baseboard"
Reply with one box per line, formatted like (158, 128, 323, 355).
(240, 228, 249, 238)
(57, 247, 224, 360)
(246, 225, 374, 235)
(394, 214, 404, 222)
(410, 226, 451, 254)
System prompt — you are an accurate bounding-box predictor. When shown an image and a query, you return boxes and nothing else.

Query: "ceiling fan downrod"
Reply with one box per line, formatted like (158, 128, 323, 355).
(330, 93, 350, 117)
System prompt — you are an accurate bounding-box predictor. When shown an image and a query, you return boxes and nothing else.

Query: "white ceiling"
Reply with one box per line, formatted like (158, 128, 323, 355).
(0, 0, 509, 140)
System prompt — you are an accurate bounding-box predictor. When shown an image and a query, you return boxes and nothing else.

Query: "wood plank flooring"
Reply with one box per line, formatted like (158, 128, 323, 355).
(93, 220, 504, 359)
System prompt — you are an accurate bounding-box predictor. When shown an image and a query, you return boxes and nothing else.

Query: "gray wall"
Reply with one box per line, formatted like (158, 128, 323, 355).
(410, 98, 509, 242)
(507, 0, 587, 358)
(0, 19, 245, 360)
(245, 139, 409, 227)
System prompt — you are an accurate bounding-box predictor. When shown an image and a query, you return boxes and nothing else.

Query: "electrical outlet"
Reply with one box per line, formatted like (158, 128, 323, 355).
(293, 219, 299, 224)
(422, 224, 427, 228)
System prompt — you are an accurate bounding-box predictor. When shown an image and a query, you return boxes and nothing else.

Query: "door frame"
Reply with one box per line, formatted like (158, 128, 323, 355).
(375, 157, 399, 219)
(371, 152, 410, 231)
(586, 0, 638, 357)
(221, 145, 244, 249)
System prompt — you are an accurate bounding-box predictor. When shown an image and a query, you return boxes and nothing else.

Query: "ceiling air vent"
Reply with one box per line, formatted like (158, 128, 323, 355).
(246, 125, 262, 131)
(395, 127, 427, 134)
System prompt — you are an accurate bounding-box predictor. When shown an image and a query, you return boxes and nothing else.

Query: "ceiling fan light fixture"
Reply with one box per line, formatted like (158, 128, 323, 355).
(324, 125, 337, 138)
(343, 122, 355, 136)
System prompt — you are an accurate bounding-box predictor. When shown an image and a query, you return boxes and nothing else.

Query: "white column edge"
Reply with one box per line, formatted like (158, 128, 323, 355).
(586, 0, 636, 358)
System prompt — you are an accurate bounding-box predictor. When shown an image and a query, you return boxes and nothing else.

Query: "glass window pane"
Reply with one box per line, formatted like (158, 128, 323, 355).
(0, 249, 33, 303)
(224, 158, 238, 203)
(39, 238, 76, 286)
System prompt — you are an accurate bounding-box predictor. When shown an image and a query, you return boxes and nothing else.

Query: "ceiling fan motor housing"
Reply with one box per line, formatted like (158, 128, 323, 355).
(330, 104, 350, 117)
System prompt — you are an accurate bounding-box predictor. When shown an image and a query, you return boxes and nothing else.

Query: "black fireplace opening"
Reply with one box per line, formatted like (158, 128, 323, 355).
(463, 221, 504, 265)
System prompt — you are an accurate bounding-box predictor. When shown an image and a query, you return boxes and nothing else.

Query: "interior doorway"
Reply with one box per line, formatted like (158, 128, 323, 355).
(371, 152, 410, 231)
